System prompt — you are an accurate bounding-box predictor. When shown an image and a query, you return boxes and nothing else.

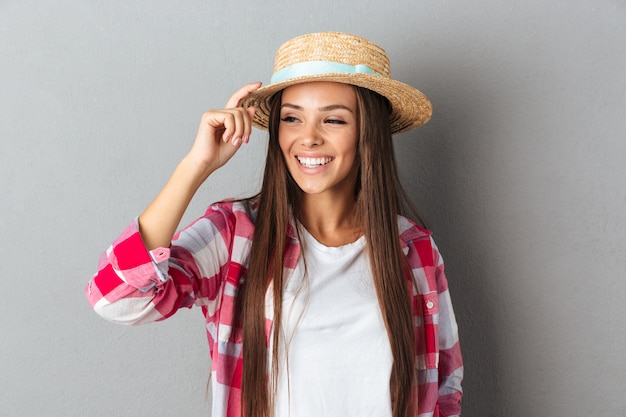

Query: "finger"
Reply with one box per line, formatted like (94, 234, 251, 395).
(243, 106, 256, 143)
(204, 110, 236, 142)
(228, 109, 247, 146)
(225, 82, 262, 108)
(199, 110, 229, 141)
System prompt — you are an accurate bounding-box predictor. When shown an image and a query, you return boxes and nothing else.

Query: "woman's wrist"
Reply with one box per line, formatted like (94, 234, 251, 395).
(178, 153, 217, 187)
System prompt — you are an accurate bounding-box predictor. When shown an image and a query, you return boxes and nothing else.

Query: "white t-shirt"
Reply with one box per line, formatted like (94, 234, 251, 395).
(271, 226, 393, 417)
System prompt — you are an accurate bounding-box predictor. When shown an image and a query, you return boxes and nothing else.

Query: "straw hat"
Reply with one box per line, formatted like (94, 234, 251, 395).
(241, 32, 432, 134)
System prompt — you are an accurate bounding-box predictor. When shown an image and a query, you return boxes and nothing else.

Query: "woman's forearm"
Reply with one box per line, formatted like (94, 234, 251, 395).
(138, 156, 213, 250)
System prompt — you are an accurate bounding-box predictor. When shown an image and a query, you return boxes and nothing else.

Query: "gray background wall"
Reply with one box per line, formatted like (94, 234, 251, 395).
(1, 1, 625, 416)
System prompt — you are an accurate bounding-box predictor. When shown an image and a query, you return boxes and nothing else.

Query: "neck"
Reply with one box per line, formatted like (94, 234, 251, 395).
(298, 191, 361, 247)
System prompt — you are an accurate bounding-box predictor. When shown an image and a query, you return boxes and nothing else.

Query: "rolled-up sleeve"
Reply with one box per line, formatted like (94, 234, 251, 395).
(86, 206, 233, 325)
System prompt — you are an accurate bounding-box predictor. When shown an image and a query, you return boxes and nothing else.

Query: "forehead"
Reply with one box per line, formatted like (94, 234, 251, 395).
(281, 81, 357, 106)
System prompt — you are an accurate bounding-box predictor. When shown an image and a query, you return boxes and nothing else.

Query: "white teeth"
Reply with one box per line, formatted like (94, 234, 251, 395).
(297, 156, 332, 168)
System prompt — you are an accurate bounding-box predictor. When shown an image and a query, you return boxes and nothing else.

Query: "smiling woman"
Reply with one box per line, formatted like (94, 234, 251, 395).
(85, 32, 463, 417)
(279, 82, 359, 208)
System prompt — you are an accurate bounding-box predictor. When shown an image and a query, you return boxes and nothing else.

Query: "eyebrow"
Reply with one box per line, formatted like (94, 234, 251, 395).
(281, 103, 354, 113)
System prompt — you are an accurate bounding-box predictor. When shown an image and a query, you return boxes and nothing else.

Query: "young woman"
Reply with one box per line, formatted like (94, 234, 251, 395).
(86, 32, 463, 417)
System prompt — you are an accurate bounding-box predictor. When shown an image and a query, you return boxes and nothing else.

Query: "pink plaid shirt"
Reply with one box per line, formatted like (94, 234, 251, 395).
(86, 199, 463, 417)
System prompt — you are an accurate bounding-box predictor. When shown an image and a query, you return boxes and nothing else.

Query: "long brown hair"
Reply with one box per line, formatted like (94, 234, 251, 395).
(240, 85, 419, 417)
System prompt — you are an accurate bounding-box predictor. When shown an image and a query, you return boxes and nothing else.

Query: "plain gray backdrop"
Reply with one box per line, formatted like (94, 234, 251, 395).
(1, 1, 625, 416)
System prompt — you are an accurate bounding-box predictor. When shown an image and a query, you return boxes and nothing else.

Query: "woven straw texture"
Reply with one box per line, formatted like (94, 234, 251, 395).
(242, 32, 432, 134)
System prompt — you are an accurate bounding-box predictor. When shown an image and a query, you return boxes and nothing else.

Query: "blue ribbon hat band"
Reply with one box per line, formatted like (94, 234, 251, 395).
(270, 61, 381, 83)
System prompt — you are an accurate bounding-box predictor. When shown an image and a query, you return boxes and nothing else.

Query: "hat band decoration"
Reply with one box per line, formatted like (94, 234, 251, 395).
(270, 61, 381, 84)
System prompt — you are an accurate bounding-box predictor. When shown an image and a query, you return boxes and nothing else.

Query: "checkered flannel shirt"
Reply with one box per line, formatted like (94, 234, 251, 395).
(86, 199, 463, 417)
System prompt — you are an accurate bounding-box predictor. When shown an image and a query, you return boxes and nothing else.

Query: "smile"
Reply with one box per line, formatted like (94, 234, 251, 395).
(296, 156, 333, 168)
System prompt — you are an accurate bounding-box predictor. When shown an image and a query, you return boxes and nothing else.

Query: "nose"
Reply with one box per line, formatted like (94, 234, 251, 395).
(300, 122, 323, 147)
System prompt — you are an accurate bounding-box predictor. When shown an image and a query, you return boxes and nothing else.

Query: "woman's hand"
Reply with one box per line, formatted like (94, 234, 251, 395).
(138, 82, 261, 250)
(186, 82, 261, 175)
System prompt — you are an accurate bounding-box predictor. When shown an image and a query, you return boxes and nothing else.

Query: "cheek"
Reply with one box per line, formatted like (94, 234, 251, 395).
(348, 151, 360, 172)
(277, 127, 289, 154)
(342, 134, 359, 164)
(278, 139, 290, 161)
(277, 136, 294, 170)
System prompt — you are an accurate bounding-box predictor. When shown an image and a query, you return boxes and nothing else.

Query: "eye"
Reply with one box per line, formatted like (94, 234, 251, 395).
(280, 116, 300, 123)
(325, 118, 346, 125)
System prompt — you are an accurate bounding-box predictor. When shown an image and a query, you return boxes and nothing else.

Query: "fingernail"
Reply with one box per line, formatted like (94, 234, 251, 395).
(232, 137, 241, 146)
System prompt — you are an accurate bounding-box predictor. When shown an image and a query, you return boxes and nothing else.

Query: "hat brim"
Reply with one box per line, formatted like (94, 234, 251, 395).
(241, 73, 432, 134)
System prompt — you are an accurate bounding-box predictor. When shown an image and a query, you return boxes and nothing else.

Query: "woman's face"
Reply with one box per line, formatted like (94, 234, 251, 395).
(278, 81, 359, 198)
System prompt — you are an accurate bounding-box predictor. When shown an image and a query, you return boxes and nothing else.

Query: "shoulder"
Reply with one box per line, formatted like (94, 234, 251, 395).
(177, 197, 259, 245)
(397, 214, 432, 244)
(397, 214, 444, 268)
(206, 197, 258, 225)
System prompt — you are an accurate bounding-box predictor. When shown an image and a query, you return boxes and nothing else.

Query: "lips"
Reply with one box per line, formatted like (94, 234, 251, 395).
(296, 156, 333, 168)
